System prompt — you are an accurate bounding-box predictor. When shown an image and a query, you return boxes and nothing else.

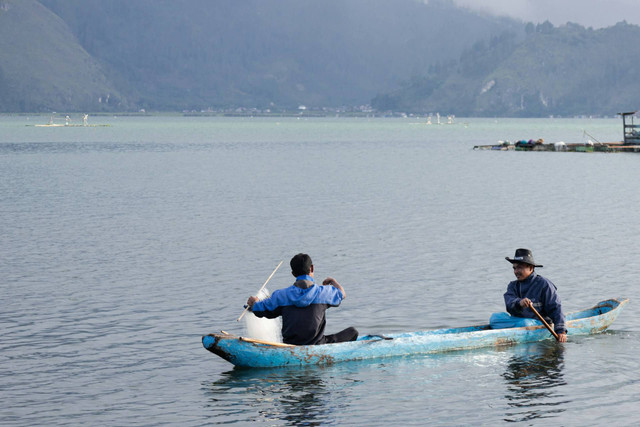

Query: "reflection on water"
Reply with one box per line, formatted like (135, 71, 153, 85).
(502, 341, 568, 422)
(204, 367, 335, 426)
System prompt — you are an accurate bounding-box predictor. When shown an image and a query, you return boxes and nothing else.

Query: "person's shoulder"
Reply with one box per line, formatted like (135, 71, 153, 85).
(535, 273, 553, 283)
(534, 274, 558, 288)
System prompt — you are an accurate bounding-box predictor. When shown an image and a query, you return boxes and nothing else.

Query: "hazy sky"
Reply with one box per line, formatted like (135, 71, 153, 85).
(451, 0, 640, 28)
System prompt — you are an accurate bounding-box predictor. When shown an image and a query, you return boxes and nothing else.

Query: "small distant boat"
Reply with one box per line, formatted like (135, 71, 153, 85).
(202, 298, 628, 368)
(34, 114, 66, 127)
(33, 114, 109, 127)
(34, 123, 66, 127)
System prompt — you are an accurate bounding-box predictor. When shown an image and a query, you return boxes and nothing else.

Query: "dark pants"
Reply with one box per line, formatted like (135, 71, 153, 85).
(319, 327, 359, 344)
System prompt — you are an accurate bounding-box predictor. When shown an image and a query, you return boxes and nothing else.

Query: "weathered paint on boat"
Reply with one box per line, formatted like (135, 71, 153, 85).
(202, 298, 628, 368)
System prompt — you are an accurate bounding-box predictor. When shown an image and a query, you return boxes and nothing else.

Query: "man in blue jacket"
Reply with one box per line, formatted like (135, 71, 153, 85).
(247, 253, 358, 345)
(504, 248, 568, 342)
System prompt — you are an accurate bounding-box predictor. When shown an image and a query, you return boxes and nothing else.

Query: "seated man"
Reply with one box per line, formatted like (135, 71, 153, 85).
(504, 248, 567, 342)
(247, 253, 358, 345)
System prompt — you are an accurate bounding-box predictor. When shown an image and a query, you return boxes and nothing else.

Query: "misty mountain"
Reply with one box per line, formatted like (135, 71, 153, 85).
(0, 0, 124, 112)
(5, 1, 635, 116)
(1, 0, 519, 112)
(373, 21, 640, 116)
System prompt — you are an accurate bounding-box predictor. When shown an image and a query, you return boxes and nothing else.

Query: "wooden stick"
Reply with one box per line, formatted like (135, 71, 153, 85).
(527, 302, 560, 340)
(239, 336, 294, 347)
(236, 260, 283, 322)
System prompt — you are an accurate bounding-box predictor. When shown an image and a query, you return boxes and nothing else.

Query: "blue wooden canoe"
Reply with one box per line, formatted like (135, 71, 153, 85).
(202, 298, 628, 368)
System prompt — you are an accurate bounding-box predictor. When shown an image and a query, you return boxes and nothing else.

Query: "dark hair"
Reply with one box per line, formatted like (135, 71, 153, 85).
(290, 253, 313, 277)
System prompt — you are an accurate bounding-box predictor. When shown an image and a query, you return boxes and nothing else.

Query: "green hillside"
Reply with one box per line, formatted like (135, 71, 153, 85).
(372, 22, 640, 116)
(0, 0, 124, 112)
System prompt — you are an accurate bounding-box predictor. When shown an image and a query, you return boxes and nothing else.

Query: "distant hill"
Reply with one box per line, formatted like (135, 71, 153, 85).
(1, 0, 519, 112)
(6, 1, 636, 116)
(372, 21, 640, 116)
(0, 0, 125, 112)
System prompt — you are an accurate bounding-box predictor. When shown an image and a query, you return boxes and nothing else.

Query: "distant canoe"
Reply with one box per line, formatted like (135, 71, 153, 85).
(202, 298, 628, 368)
(29, 114, 110, 127)
(31, 123, 110, 127)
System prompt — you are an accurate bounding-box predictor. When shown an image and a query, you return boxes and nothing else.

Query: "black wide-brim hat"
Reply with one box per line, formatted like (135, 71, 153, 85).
(505, 248, 543, 267)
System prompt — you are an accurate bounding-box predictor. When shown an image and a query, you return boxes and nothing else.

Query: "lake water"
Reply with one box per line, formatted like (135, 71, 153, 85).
(1, 115, 639, 425)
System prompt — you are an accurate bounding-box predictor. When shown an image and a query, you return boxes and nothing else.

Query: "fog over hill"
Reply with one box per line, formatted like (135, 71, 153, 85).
(453, 0, 640, 29)
(372, 21, 640, 116)
(1, 0, 519, 112)
(0, 0, 122, 112)
(1, 0, 638, 116)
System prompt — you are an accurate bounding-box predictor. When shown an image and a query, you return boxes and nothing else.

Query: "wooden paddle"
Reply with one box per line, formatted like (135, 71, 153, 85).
(236, 260, 283, 322)
(527, 301, 560, 340)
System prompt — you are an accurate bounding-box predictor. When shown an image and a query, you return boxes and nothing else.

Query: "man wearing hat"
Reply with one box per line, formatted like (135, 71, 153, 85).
(504, 248, 567, 342)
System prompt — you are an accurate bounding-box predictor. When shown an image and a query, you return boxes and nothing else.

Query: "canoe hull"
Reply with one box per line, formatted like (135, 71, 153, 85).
(203, 298, 628, 368)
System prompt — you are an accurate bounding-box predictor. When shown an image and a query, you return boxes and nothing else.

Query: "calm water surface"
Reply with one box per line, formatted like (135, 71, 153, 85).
(1, 115, 639, 425)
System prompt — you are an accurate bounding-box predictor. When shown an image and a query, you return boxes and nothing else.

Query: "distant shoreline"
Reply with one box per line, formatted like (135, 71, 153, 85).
(0, 112, 626, 119)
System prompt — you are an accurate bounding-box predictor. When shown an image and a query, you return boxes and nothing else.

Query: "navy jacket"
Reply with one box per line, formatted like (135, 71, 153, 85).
(251, 276, 344, 345)
(504, 271, 567, 334)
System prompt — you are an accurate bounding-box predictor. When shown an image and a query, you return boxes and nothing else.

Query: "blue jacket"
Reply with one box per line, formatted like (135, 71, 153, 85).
(251, 275, 344, 345)
(504, 271, 566, 334)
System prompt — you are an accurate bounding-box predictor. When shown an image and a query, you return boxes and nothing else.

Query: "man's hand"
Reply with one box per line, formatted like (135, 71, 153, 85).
(246, 296, 259, 308)
(519, 298, 532, 308)
(557, 333, 567, 343)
